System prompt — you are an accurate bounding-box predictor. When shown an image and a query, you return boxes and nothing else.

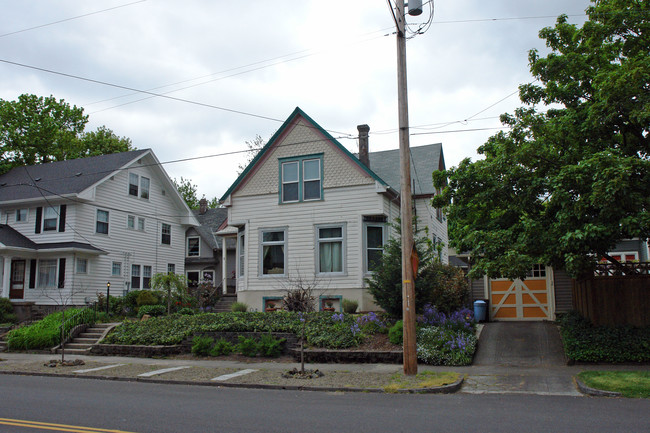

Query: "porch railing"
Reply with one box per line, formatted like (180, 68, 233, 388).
(594, 262, 650, 276)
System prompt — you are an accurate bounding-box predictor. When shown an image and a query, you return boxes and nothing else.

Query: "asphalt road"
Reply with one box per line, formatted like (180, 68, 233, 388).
(1, 375, 649, 433)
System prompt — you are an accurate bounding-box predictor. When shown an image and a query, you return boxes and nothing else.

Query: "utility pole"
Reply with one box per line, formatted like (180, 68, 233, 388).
(394, 0, 417, 375)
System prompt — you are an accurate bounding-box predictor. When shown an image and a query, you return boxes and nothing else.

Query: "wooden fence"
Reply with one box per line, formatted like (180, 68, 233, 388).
(573, 275, 650, 326)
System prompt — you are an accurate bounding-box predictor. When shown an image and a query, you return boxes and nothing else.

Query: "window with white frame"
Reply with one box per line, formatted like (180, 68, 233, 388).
(131, 264, 141, 289)
(96, 209, 109, 234)
(112, 262, 122, 276)
(76, 258, 88, 274)
(38, 259, 58, 288)
(15, 209, 27, 222)
(365, 223, 385, 273)
(317, 225, 345, 274)
(526, 264, 547, 278)
(261, 229, 287, 275)
(128, 215, 145, 231)
(280, 155, 322, 203)
(143, 265, 152, 289)
(128, 173, 150, 199)
(167, 263, 175, 274)
(161, 223, 171, 245)
(187, 237, 200, 256)
(238, 232, 245, 277)
(43, 206, 59, 231)
(138, 217, 145, 231)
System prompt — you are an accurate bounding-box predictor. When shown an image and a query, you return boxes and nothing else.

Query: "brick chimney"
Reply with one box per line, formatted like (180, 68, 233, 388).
(199, 197, 208, 215)
(357, 124, 370, 168)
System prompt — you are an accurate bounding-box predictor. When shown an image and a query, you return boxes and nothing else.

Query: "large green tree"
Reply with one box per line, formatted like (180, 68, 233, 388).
(0, 94, 133, 173)
(433, 0, 650, 279)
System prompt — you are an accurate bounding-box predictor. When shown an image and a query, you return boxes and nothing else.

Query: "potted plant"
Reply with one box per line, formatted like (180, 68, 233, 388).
(265, 301, 277, 312)
(323, 300, 335, 312)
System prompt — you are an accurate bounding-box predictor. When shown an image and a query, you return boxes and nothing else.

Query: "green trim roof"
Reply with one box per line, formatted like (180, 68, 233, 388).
(219, 107, 389, 202)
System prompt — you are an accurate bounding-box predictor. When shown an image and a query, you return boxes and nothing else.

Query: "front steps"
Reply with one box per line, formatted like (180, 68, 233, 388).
(56, 322, 118, 355)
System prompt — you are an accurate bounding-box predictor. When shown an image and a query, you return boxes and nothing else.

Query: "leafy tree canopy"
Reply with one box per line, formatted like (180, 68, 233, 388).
(433, 0, 650, 279)
(0, 94, 133, 174)
(173, 176, 219, 209)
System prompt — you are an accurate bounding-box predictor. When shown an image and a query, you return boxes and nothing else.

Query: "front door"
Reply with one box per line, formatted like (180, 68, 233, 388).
(9, 259, 26, 299)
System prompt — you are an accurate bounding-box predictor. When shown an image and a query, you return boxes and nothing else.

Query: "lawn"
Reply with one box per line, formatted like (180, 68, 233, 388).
(578, 371, 650, 398)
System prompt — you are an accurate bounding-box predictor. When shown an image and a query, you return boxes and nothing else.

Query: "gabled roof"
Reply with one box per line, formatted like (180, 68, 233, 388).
(0, 149, 150, 203)
(367, 143, 444, 196)
(220, 107, 389, 202)
(191, 207, 228, 250)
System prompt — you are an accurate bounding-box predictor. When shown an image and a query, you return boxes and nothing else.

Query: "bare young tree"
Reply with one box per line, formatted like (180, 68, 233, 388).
(237, 135, 265, 175)
(40, 283, 87, 364)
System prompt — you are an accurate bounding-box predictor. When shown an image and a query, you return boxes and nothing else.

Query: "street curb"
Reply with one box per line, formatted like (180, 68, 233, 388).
(574, 377, 622, 398)
(0, 369, 464, 394)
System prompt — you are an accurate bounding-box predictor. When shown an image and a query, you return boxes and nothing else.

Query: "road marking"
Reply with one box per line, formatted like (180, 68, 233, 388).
(0, 417, 138, 432)
(73, 364, 125, 373)
(211, 369, 258, 381)
(137, 366, 190, 377)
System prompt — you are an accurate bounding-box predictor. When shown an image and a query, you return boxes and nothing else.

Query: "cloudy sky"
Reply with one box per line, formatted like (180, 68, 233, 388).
(0, 0, 592, 201)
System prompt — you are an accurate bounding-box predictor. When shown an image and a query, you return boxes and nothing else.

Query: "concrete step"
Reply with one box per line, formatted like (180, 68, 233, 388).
(64, 343, 93, 350)
(56, 348, 88, 355)
(73, 338, 97, 344)
(79, 332, 103, 339)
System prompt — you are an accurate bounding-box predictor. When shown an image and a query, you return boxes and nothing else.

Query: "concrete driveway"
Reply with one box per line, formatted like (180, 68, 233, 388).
(461, 321, 582, 396)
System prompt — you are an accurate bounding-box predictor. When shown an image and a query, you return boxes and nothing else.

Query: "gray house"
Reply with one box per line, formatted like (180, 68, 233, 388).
(184, 199, 236, 295)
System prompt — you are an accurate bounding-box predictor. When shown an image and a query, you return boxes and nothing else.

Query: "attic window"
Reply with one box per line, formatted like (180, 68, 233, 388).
(279, 154, 323, 204)
(129, 173, 150, 199)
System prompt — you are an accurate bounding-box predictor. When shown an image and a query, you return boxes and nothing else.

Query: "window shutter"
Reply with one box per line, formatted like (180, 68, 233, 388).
(29, 259, 37, 288)
(35, 207, 42, 233)
(58, 258, 66, 289)
(58, 205, 66, 232)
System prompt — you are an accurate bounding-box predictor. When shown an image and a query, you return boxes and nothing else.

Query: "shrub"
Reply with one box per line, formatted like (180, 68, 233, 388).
(209, 338, 234, 356)
(231, 302, 248, 312)
(389, 320, 403, 345)
(257, 333, 285, 357)
(341, 299, 358, 314)
(136, 291, 159, 308)
(417, 263, 470, 314)
(122, 291, 146, 316)
(356, 312, 388, 334)
(416, 326, 477, 366)
(237, 336, 258, 357)
(191, 335, 214, 356)
(558, 311, 650, 363)
(138, 304, 166, 318)
(6, 308, 90, 350)
(0, 297, 17, 324)
(418, 305, 474, 334)
(177, 307, 195, 315)
(282, 288, 315, 312)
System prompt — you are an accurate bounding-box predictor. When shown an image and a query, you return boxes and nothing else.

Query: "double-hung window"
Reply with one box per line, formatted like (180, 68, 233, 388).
(16, 209, 27, 222)
(96, 210, 109, 234)
(365, 223, 385, 273)
(143, 266, 152, 289)
(129, 173, 150, 199)
(112, 262, 122, 276)
(280, 155, 323, 203)
(261, 229, 287, 276)
(238, 232, 245, 277)
(43, 206, 58, 231)
(161, 223, 171, 245)
(38, 259, 58, 288)
(317, 225, 345, 274)
(76, 258, 88, 274)
(131, 264, 141, 289)
(187, 237, 200, 256)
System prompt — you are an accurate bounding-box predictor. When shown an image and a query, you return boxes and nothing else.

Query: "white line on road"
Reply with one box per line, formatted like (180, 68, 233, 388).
(211, 369, 258, 381)
(73, 364, 126, 373)
(138, 366, 191, 377)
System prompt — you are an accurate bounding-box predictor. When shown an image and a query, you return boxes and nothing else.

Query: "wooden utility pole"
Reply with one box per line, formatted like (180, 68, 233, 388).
(395, 0, 417, 376)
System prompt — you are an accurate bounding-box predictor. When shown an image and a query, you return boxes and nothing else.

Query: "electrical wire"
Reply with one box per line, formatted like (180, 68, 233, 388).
(0, 1, 147, 38)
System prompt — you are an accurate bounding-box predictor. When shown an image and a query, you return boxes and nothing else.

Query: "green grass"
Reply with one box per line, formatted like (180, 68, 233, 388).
(578, 371, 650, 398)
(383, 371, 460, 393)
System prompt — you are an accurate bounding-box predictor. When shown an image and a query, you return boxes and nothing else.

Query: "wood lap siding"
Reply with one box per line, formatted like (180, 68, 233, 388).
(553, 269, 574, 314)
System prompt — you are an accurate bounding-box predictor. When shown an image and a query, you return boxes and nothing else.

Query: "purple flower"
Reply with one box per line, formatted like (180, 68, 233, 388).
(350, 323, 361, 336)
(332, 313, 344, 322)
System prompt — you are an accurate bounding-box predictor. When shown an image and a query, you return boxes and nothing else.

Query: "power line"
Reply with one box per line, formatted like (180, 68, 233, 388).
(0, 1, 147, 38)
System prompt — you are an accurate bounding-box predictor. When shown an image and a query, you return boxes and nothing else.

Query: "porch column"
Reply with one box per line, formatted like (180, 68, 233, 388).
(221, 239, 227, 296)
(1, 256, 11, 298)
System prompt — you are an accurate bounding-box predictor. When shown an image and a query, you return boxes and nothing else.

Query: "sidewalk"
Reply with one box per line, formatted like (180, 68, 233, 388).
(2, 350, 645, 396)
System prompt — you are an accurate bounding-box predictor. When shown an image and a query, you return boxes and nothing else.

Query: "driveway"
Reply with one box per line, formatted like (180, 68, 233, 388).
(461, 321, 581, 396)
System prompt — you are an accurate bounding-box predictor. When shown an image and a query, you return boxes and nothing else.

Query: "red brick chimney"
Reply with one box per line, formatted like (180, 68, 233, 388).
(199, 197, 208, 215)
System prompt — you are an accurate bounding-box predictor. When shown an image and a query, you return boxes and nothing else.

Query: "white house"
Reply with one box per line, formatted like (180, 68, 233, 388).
(0, 149, 198, 317)
(218, 108, 448, 312)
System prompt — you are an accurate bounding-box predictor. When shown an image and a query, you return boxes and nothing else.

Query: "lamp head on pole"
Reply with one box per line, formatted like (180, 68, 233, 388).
(407, 0, 423, 16)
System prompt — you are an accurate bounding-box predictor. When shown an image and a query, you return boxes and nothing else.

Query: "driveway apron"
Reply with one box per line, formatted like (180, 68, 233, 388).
(462, 321, 581, 396)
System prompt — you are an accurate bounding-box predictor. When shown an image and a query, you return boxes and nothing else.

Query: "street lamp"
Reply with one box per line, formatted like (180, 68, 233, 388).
(106, 282, 110, 315)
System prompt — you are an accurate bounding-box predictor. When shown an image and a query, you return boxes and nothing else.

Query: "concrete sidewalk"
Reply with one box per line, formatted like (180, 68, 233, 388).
(1, 322, 646, 395)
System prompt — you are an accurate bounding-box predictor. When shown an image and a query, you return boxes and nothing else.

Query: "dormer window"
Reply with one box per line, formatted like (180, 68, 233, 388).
(280, 154, 323, 203)
(129, 173, 150, 199)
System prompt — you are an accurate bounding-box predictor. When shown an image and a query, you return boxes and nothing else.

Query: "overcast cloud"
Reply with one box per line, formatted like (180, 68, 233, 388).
(0, 0, 592, 201)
